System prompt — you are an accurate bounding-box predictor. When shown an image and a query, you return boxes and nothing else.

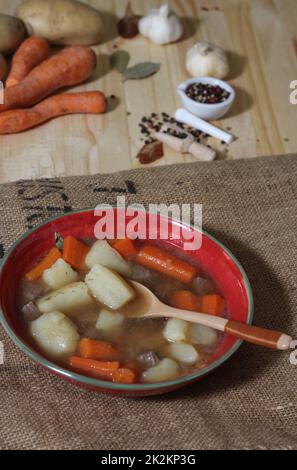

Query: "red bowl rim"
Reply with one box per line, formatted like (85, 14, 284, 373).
(0, 208, 254, 392)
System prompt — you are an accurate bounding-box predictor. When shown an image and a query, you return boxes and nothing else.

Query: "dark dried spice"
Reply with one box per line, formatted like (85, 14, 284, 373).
(186, 82, 230, 104)
(137, 140, 164, 164)
(118, 2, 142, 39)
(138, 113, 205, 143)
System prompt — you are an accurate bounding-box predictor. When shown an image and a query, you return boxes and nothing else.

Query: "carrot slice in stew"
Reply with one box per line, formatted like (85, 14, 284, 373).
(78, 338, 119, 361)
(69, 356, 120, 378)
(25, 247, 62, 281)
(62, 235, 89, 271)
(200, 295, 225, 316)
(112, 368, 137, 384)
(113, 238, 138, 259)
(69, 357, 136, 384)
(136, 245, 197, 284)
(171, 290, 201, 311)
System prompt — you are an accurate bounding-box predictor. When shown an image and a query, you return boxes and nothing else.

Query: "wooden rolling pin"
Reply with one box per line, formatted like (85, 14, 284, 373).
(153, 124, 216, 162)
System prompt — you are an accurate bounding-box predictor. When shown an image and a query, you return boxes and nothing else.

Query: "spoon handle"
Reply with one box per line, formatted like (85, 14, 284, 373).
(224, 320, 292, 350)
(164, 307, 292, 350)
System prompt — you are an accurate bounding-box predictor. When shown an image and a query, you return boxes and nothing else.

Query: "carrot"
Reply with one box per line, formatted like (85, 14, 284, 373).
(70, 356, 120, 378)
(112, 368, 137, 384)
(108, 239, 118, 246)
(125, 360, 140, 371)
(25, 247, 62, 281)
(171, 290, 201, 311)
(0, 46, 96, 113)
(62, 235, 90, 271)
(78, 338, 119, 361)
(70, 357, 136, 384)
(136, 245, 197, 284)
(6, 37, 50, 88)
(0, 91, 106, 134)
(113, 238, 138, 259)
(200, 295, 225, 316)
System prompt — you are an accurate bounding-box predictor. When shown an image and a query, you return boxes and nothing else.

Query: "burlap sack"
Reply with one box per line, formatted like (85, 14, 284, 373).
(0, 154, 297, 450)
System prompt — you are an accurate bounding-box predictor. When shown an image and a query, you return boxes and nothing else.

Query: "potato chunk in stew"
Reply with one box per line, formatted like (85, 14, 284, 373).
(42, 258, 79, 290)
(85, 240, 131, 276)
(30, 311, 80, 358)
(189, 324, 218, 346)
(37, 281, 93, 315)
(85, 264, 135, 310)
(96, 309, 124, 339)
(167, 342, 199, 365)
(163, 318, 188, 343)
(142, 358, 179, 383)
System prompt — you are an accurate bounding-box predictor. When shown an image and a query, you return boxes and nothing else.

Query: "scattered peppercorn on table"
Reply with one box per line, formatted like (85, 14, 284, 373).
(0, 0, 296, 184)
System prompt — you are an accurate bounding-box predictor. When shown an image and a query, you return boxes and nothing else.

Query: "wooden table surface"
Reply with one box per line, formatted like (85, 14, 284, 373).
(1, 0, 297, 184)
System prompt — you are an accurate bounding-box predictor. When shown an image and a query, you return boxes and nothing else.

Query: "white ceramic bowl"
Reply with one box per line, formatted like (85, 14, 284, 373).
(176, 77, 235, 121)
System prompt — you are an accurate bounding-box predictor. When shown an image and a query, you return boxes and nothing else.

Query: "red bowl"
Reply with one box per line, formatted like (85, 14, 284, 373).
(0, 208, 253, 396)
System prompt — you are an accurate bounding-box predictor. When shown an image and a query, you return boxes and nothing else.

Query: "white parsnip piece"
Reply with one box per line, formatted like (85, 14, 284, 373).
(142, 358, 179, 383)
(189, 324, 218, 346)
(42, 258, 79, 290)
(85, 264, 135, 310)
(163, 318, 188, 342)
(167, 342, 199, 365)
(96, 309, 124, 333)
(37, 281, 93, 315)
(85, 240, 131, 276)
(30, 311, 79, 358)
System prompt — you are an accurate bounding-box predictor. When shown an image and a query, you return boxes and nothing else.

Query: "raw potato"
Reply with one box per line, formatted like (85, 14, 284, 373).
(0, 54, 7, 81)
(42, 258, 79, 291)
(163, 318, 188, 343)
(37, 281, 93, 315)
(142, 358, 179, 383)
(30, 311, 80, 358)
(189, 324, 218, 346)
(85, 240, 131, 276)
(85, 264, 135, 310)
(96, 309, 124, 338)
(167, 342, 199, 365)
(16, 0, 104, 46)
(0, 14, 26, 55)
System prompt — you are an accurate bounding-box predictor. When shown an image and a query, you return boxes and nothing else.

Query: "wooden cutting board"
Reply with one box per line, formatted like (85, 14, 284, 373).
(1, 0, 297, 184)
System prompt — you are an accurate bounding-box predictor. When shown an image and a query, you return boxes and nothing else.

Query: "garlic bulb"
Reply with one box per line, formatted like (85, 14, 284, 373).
(186, 41, 229, 79)
(139, 4, 183, 45)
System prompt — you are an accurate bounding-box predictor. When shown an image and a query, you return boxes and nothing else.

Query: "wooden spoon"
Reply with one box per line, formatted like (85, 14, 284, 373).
(127, 281, 292, 351)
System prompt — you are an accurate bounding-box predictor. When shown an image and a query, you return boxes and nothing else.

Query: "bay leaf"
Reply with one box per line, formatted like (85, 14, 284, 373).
(123, 62, 161, 81)
(110, 50, 130, 74)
